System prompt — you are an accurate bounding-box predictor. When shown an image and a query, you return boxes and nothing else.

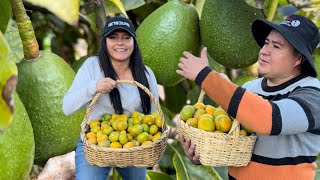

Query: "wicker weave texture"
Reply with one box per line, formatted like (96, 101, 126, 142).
(178, 89, 256, 167)
(81, 80, 168, 167)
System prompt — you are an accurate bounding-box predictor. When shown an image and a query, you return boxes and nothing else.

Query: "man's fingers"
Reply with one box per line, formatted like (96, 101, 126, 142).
(176, 69, 184, 76)
(200, 47, 207, 59)
(182, 51, 195, 59)
(188, 143, 195, 154)
(193, 152, 200, 161)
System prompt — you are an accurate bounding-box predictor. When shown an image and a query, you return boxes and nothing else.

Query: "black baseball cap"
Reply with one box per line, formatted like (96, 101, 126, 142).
(252, 14, 319, 77)
(103, 16, 136, 38)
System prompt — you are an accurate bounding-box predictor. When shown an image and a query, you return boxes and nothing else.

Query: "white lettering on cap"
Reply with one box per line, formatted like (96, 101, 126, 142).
(108, 21, 130, 28)
(280, 19, 300, 27)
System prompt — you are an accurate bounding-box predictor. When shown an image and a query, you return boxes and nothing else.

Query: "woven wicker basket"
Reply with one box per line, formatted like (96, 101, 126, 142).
(81, 80, 168, 167)
(178, 89, 256, 167)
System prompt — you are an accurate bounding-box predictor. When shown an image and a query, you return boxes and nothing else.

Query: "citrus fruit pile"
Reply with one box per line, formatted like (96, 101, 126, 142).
(179, 103, 254, 135)
(86, 111, 163, 148)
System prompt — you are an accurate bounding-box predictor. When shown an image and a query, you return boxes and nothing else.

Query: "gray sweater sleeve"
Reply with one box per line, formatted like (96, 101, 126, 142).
(145, 66, 159, 112)
(62, 57, 99, 115)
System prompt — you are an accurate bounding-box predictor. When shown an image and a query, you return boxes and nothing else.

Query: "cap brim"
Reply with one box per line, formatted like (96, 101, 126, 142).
(103, 27, 135, 39)
(252, 20, 317, 77)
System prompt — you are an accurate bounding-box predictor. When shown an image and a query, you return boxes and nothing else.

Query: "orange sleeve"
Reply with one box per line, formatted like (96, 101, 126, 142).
(201, 71, 272, 134)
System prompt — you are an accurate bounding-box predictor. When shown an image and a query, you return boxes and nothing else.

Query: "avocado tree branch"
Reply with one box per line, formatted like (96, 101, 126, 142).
(10, 0, 39, 60)
(266, 0, 278, 21)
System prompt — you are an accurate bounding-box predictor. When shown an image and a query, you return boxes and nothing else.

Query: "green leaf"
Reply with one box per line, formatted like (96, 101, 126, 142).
(4, 25, 23, 63)
(0, 0, 11, 33)
(170, 144, 222, 180)
(104, 0, 146, 13)
(79, 13, 98, 33)
(0, 31, 10, 59)
(160, 105, 176, 127)
(146, 170, 173, 180)
(187, 86, 216, 106)
(109, 0, 128, 18)
(164, 81, 187, 114)
(171, 145, 191, 180)
(24, 0, 79, 26)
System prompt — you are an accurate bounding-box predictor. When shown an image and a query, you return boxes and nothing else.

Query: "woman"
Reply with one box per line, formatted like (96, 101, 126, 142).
(63, 16, 159, 180)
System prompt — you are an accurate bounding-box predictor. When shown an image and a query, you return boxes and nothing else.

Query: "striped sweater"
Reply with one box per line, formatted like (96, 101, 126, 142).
(196, 67, 320, 180)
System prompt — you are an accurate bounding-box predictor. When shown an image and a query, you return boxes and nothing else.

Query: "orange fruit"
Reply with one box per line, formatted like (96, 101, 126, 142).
(214, 115, 232, 132)
(205, 105, 216, 116)
(141, 123, 149, 132)
(116, 114, 128, 121)
(149, 125, 159, 135)
(193, 109, 206, 119)
(142, 115, 155, 125)
(240, 129, 247, 136)
(151, 132, 162, 142)
(119, 134, 129, 145)
(110, 142, 122, 148)
(137, 132, 149, 144)
(240, 124, 254, 134)
(87, 137, 97, 145)
(123, 141, 135, 148)
(89, 120, 100, 128)
(86, 132, 96, 139)
(193, 103, 206, 110)
(198, 118, 215, 132)
(155, 117, 162, 128)
(180, 105, 195, 121)
(98, 140, 110, 147)
(141, 141, 152, 146)
(151, 111, 160, 118)
(97, 134, 108, 143)
(109, 131, 120, 142)
(116, 120, 128, 131)
(132, 117, 142, 125)
(102, 125, 114, 135)
(186, 118, 198, 128)
(213, 107, 227, 118)
(130, 125, 143, 137)
(90, 125, 101, 133)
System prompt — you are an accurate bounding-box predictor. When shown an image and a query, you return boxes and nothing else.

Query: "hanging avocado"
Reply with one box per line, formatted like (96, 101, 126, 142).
(136, 0, 201, 86)
(200, 0, 264, 69)
(12, 0, 85, 165)
(0, 31, 17, 131)
(0, 92, 35, 180)
(16, 51, 85, 165)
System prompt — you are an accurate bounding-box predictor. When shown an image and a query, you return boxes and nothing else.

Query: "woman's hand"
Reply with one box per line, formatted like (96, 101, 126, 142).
(180, 134, 201, 165)
(96, 77, 117, 93)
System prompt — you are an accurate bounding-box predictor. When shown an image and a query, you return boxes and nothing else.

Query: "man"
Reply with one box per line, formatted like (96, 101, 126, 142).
(176, 14, 320, 179)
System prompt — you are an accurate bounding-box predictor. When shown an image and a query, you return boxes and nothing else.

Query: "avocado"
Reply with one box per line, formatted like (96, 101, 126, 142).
(200, 0, 264, 69)
(0, 31, 17, 130)
(136, 0, 201, 86)
(0, 0, 11, 33)
(16, 51, 85, 165)
(0, 92, 35, 180)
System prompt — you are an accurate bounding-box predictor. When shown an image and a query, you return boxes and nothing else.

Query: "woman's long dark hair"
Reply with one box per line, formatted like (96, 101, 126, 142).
(98, 35, 151, 114)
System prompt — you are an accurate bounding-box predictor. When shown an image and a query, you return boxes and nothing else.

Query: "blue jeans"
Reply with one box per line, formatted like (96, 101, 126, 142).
(75, 138, 146, 180)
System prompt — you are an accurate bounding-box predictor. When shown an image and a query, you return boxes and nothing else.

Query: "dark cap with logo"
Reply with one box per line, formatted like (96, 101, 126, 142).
(252, 14, 319, 77)
(103, 16, 136, 38)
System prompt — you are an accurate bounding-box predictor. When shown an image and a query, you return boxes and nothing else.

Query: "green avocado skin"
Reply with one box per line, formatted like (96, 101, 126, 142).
(0, 92, 35, 180)
(136, 0, 201, 87)
(16, 51, 85, 165)
(200, 0, 264, 69)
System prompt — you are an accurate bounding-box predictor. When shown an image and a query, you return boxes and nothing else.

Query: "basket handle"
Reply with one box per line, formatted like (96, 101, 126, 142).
(81, 80, 167, 133)
(195, 73, 241, 143)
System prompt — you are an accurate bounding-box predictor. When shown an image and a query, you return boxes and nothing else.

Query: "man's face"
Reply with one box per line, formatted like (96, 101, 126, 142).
(257, 30, 301, 82)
